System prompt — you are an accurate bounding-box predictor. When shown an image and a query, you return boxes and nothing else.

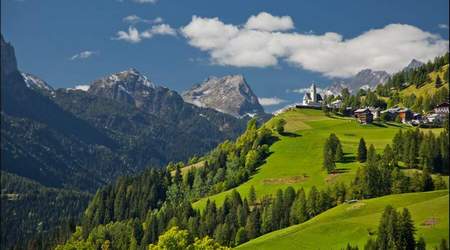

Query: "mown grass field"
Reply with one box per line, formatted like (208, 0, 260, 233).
(193, 109, 419, 209)
(236, 190, 449, 250)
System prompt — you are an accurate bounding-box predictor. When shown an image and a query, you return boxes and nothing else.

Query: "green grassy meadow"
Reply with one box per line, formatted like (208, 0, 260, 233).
(236, 190, 449, 250)
(193, 109, 417, 209)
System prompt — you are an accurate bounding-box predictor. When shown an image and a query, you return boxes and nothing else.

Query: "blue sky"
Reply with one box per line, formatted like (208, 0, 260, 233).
(1, 0, 449, 112)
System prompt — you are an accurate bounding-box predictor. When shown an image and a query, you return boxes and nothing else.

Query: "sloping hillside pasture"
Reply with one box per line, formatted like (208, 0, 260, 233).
(236, 190, 449, 250)
(193, 109, 427, 209)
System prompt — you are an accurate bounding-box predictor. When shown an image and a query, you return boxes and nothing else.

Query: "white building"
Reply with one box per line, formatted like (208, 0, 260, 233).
(302, 83, 323, 107)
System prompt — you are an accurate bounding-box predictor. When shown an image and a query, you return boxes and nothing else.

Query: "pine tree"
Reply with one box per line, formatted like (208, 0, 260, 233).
(306, 186, 320, 217)
(323, 143, 336, 173)
(435, 75, 442, 88)
(357, 138, 367, 162)
(234, 227, 247, 245)
(416, 237, 426, 250)
(398, 208, 416, 250)
(440, 239, 449, 250)
(421, 168, 434, 191)
(248, 185, 257, 206)
(335, 143, 344, 162)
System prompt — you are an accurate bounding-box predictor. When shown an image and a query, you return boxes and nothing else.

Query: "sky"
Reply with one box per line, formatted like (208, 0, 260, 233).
(1, 0, 449, 112)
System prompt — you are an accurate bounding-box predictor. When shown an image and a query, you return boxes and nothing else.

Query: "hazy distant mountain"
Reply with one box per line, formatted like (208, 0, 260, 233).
(403, 59, 424, 71)
(182, 75, 265, 118)
(324, 69, 390, 95)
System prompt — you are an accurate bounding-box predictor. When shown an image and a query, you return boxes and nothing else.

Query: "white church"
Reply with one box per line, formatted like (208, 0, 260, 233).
(302, 83, 323, 107)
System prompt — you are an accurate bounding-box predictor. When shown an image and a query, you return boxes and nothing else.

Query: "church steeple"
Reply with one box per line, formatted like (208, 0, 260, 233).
(311, 83, 317, 102)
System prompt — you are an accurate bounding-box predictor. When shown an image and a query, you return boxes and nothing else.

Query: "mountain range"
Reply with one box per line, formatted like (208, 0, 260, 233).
(1, 34, 248, 192)
(323, 59, 424, 95)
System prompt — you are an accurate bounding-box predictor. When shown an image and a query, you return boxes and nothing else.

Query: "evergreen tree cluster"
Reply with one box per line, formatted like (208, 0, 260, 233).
(351, 136, 448, 200)
(362, 206, 449, 250)
(392, 128, 449, 173)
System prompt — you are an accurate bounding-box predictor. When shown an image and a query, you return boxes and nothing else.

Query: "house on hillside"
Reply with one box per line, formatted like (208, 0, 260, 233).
(354, 108, 373, 124)
(434, 102, 449, 115)
(368, 107, 380, 120)
(398, 108, 413, 123)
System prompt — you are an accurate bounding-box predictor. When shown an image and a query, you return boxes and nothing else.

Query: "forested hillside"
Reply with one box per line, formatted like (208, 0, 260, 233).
(1, 172, 91, 250)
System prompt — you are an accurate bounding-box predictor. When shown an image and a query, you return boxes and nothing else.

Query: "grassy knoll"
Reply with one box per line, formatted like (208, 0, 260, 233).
(193, 109, 422, 209)
(236, 190, 449, 250)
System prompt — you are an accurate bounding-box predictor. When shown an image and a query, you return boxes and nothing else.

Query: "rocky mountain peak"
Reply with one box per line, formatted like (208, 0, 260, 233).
(404, 59, 424, 71)
(21, 73, 55, 95)
(182, 74, 265, 118)
(1, 34, 18, 77)
(324, 69, 390, 95)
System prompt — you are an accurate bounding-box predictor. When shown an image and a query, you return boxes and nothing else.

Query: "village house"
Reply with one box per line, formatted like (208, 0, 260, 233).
(434, 102, 449, 115)
(354, 108, 373, 124)
(398, 108, 413, 123)
(368, 107, 380, 120)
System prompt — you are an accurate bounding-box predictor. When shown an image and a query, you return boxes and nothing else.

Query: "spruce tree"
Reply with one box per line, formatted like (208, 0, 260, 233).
(435, 75, 442, 88)
(357, 138, 367, 162)
(416, 237, 426, 250)
(248, 185, 257, 206)
(234, 227, 247, 245)
(398, 208, 416, 250)
(335, 143, 344, 162)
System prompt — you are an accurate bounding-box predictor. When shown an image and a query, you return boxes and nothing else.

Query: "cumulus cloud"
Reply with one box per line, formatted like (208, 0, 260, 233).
(123, 15, 163, 24)
(288, 87, 324, 94)
(70, 50, 97, 60)
(181, 13, 449, 77)
(245, 12, 294, 32)
(438, 24, 449, 30)
(113, 24, 176, 43)
(258, 97, 287, 106)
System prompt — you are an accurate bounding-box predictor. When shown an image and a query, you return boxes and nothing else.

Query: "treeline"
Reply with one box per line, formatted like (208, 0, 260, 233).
(69, 119, 275, 244)
(1, 171, 91, 250)
(346, 206, 449, 250)
(57, 182, 346, 249)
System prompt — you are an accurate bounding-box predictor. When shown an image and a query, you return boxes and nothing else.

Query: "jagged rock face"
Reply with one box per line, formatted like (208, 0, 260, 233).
(404, 59, 424, 71)
(21, 72, 55, 95)
(88, 68, 156, 105)
(182, 75, 265, 118)
(324, 69, 390, 95)
(1, 34, 18, 78)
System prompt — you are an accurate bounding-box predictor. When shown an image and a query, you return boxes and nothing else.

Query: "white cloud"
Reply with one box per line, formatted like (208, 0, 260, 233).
(123, 15, 163, 24)
(258, 97, 287, 106)
(438, 24, 449, 30)
(245, 12, 294, 32)
(70, 50, 97, 60)
(289, 87, 324, 94)
(149, 24, 177, 36)
(181, 13, 449, 77)
(113, 24, 176, 43)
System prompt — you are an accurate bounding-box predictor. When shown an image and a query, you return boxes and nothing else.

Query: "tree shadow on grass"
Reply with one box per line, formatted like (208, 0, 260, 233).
(385, 122, 403, 127)
(340, 153, 356, 164)
(371, 122, 387, 128)
(280, 131, 302, 137)
(331, 168, 351, 174)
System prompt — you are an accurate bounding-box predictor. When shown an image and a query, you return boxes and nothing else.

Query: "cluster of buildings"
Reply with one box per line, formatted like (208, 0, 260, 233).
(354, 103, 448, 125)
(297, 83, 448, 126)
